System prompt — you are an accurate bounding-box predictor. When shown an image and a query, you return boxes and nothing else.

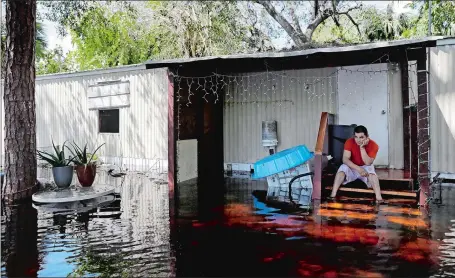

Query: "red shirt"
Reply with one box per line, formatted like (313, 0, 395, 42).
(344, 138, 379, 166)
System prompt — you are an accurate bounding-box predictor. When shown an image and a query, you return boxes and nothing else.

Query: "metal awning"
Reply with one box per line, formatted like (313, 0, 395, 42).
(145, 36, 454, 70)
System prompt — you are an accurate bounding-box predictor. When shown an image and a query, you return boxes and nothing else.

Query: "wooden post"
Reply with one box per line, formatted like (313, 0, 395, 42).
(313, 112, 328, 200)
(416, 52, 430, 206)
(401, 59, 411, 173)
(168, 71, 176, 201)
(411, 108, 418, 183)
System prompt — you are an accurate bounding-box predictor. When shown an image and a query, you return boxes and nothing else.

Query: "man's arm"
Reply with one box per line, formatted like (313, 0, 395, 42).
(359, 139, 376, 166)
(360, 147, 374, 166)
(342, 150, 363, 173)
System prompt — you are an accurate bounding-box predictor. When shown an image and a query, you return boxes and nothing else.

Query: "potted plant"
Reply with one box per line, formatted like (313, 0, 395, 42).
(37, 141, 75, 188)
(67, 142, 105, 187)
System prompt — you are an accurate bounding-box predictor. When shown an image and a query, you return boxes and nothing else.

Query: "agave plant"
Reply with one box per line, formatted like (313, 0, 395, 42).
(66, 142, 105, 166)
(37, 140, 74, 167)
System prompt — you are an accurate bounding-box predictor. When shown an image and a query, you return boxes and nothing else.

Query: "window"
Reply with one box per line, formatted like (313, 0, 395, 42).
(99, 109, 119, 133)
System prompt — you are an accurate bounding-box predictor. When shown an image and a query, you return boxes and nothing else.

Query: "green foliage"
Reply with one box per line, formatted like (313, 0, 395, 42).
(38, 0, 455, 73)
(148, 1, 263, 58)
(39, 1, 132, 37)
(67, 6, 159, 70)
(66, 142, 105, 166)
(36, 46, 74, 75)
(40, 1, 270, 72)
(36, 140, 74, 167)
(408, 1, 455, 36)
(361, 5, 409, 41)
(35, 22, 48, 59)
(312, 9, 365, 44)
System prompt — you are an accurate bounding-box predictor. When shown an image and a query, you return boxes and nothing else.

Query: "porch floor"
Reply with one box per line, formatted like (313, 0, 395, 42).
(323, 168, 416, 199)
(376, 169, 412, 181)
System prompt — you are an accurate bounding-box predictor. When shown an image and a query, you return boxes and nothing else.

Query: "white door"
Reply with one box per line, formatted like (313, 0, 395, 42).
(337, 64, 389, 167)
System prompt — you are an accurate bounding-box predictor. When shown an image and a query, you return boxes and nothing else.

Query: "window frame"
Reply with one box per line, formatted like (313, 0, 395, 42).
(98, 109, 120, 134)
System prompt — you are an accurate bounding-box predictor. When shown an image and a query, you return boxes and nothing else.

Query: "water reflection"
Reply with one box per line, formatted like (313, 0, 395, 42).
(173, 178, 455, 277)
(2, 169, 172, 277)
(2, 172, 455, 277)
(1, 202, 39, 277)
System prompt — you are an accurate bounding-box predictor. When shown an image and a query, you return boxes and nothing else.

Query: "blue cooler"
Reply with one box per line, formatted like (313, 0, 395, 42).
(252, 145, 314, 206)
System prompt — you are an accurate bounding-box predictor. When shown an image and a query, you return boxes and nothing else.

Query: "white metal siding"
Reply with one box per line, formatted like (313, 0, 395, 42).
(224, 64, 405, 168)
(430, 46, 455, 174)
(337, 64, 390, 167)
(0, 81, 4, 166)
(223, 68, 337, 163)
(32, 68, 168, 172)
(388, 63, 405, 169)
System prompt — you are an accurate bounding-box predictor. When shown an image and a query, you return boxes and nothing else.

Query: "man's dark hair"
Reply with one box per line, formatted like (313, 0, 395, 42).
(354, 125, 369, 136)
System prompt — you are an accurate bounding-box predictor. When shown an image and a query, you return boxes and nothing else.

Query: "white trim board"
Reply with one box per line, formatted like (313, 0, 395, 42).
(432, 172, 455, 181)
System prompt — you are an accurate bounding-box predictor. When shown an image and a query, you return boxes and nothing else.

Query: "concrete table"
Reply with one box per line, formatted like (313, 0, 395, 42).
(32, 194, 116, 214)
(32, 184, 115, 204)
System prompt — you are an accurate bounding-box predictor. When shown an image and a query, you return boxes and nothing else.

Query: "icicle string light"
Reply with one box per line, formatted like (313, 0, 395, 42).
(173, 51, 434, 205)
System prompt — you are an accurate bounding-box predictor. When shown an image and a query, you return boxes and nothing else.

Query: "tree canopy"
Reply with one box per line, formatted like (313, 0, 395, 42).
(67, 6, 159, 71)
(28, 0, 455, 74)
(409, 1, 455, 36)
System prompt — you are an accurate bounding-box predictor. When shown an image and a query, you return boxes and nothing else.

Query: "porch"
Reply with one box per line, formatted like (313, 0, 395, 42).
(144, 37, 453, 206)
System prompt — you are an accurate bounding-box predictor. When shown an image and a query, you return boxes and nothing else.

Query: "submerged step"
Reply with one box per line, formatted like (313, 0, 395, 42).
(324, 186, 417, 198)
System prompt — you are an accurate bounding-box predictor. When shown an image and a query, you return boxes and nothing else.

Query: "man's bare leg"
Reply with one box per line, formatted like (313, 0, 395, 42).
(368, 173, 383, 201)
(330, 171, 346, 198)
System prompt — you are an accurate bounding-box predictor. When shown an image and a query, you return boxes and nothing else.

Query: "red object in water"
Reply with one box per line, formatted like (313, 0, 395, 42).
(322, 270, 338, 278)
(76, 164, 97, 187)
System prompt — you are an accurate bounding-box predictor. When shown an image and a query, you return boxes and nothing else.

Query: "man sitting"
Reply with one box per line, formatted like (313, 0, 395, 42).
(329, 125, 384, 203)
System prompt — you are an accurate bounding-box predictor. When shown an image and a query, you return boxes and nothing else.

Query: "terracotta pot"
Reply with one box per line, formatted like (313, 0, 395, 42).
(76, 164, 97, 187)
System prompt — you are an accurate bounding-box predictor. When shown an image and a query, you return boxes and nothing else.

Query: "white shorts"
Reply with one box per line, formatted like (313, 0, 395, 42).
(337, 164, 376, 188)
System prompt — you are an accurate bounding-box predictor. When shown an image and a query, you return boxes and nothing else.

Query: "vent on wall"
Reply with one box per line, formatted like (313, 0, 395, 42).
(88, 80, 130, 110)
(92, 79, 123, 86)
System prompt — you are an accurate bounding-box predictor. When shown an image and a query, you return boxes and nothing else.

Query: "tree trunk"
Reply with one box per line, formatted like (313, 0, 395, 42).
(3, 0, 37, 203)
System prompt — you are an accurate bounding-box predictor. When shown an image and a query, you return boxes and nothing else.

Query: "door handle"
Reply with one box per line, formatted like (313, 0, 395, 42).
(381, 110, 386, 115)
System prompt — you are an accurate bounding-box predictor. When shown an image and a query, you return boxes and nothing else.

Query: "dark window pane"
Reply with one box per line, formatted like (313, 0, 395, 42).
(99, 109, 119, 133)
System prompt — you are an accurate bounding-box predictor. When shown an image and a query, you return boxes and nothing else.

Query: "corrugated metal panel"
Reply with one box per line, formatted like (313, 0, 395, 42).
(409, 62, 418, 105)
(33, 68, 168, 172)
(388, 63, 405, 169)
(224, 68, 337, 163)
(0, 80, 4, 167)
(430, 46, 455, 174)
(146, 36, 447, 68)
(224, 64, 405, 168)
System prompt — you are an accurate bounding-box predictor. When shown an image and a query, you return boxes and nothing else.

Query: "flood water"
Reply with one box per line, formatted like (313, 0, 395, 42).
(2, 172, 455, 277)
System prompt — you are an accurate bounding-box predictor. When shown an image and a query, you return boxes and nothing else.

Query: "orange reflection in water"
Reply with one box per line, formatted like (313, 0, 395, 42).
(220, 203, 432, 251)
(222, 204, 380, 245)
(318, 208, 376, 221)
(224, 204, 264, 227)
(386, 216, 428, 229)
(380, 206, 422, 216)
(321, 203, 375, 212)
(301, 222, 379, 245)
(297, 260, 324, 277)
(395, 238, 440, 264)
(385, 198, 418, 205)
